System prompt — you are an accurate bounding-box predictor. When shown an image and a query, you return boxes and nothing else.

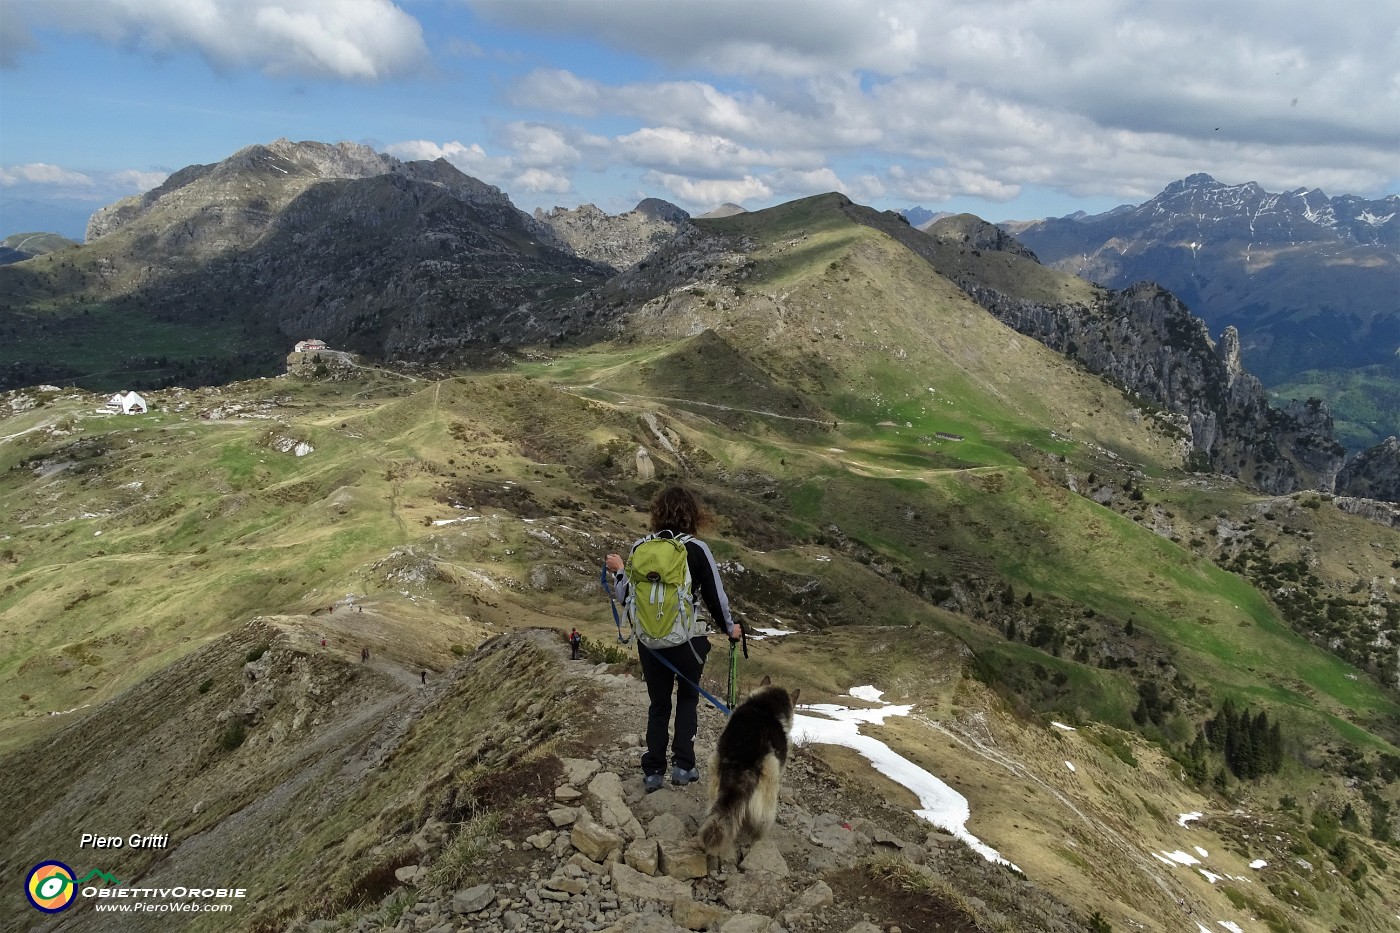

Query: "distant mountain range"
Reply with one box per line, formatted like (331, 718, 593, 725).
(993, 176, 1400, 447)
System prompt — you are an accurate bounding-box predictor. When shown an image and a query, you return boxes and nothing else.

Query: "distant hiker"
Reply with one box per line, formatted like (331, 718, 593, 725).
(420, 670, 427, 685)
(246, 669, 256, 683)
(361, 647, 369, 663)
(606, 486, 741, 793)
(569, 627, 582, 660)
(320, 637, 326, 647)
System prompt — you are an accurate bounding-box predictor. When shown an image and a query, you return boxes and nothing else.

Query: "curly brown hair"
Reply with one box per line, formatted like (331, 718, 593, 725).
(649, 486, 709, 535)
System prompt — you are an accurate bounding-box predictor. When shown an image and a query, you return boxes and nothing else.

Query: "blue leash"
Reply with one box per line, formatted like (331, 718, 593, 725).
(639, 641, 733, 718)
(602, 563, 732, 717)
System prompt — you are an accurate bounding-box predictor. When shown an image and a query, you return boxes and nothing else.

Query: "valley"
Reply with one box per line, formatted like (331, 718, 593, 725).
(2, 172, 1398, 933)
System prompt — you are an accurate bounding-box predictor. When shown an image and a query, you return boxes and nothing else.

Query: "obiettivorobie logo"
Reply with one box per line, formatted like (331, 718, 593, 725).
(24, 858, 247, 916)
(25, 862, 122, 913)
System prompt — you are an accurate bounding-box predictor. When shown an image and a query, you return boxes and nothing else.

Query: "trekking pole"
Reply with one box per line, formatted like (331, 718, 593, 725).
(727, 638, 739, 709)
(600, 565, 630, 644)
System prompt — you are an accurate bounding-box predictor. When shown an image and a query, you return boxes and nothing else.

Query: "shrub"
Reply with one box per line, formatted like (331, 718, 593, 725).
(198, 678, 214, 694)
(245, 643, 269, 663)
(450, 644, 467, 657)
(220, 720, 246, 751)
(582, 636, 628, 665)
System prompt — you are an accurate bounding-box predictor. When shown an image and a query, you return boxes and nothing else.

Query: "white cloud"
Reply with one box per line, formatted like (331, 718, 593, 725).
(0, 164, 96, 188)
(502, 124, 582, 170)
(642, 171, 772, 209)
(513, 168, 572, 195)
(31, 0, 428, 80)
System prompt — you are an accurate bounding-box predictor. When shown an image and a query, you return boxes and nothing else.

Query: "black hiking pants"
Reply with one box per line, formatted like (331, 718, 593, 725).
(638, 637, 711, 775)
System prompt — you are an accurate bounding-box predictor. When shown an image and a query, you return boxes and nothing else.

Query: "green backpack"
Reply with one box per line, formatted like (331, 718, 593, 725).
(624, 534, 699, 647)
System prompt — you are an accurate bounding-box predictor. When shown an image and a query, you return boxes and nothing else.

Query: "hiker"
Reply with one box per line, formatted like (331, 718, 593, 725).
(569, 627, 582, 660)
(420, 670, 427, 685)
(606, 486, 742, 793)
(361, 646, 369, 663)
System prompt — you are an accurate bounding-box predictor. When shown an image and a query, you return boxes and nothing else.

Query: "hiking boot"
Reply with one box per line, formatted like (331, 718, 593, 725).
(644, 773, 664, 794)
(671, 766, 700, 786)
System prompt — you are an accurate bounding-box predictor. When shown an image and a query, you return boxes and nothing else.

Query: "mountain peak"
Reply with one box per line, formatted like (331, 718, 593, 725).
(632, 198, 690, 224)
(696, 202, 748, 219)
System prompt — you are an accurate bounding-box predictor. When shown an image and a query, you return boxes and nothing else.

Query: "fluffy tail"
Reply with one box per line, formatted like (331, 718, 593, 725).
(698, 782, 750, 858)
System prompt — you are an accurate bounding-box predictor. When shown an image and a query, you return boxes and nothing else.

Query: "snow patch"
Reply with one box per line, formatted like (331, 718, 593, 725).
(1199, 869, 1223, 884)
(1249, 859, 1268, 869)
(1178, 811, 1203, 826)
(1161, 850, 1200, 865)
(848, 685, 884, 703)
(1064, 761, 1076, 772)
(794, 689, 1018, 871)
(1194, 846, 1209, 857)
(1051, 721, 1077, 731)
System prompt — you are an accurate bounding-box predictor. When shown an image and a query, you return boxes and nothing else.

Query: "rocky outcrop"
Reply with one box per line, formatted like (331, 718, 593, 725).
(954, 279, 1347, 494)
(535, 199, 695, 271)
(1336, 437, 1400, 502)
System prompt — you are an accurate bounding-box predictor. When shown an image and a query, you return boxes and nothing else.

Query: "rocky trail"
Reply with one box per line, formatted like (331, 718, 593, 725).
(300, 632, 1078, 933)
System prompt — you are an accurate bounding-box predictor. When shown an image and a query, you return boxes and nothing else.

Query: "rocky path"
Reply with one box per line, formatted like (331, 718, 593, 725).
(308, 637, 1069, 933)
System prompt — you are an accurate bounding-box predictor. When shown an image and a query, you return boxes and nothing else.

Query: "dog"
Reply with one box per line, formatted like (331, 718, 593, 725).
(698, 675, 800, 861)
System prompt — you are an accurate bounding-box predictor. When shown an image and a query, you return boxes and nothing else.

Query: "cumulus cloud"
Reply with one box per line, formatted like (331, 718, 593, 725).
(642, 171, 772, 208)
(513, 168, 573, 195)
(30, 0, 428, 79)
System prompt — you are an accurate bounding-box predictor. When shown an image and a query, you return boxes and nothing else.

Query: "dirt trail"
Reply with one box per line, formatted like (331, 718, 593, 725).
(560, 383, 836, 426)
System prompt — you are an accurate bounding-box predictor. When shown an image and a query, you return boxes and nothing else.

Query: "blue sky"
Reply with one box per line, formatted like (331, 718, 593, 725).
(2, 0, 1397, 240)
